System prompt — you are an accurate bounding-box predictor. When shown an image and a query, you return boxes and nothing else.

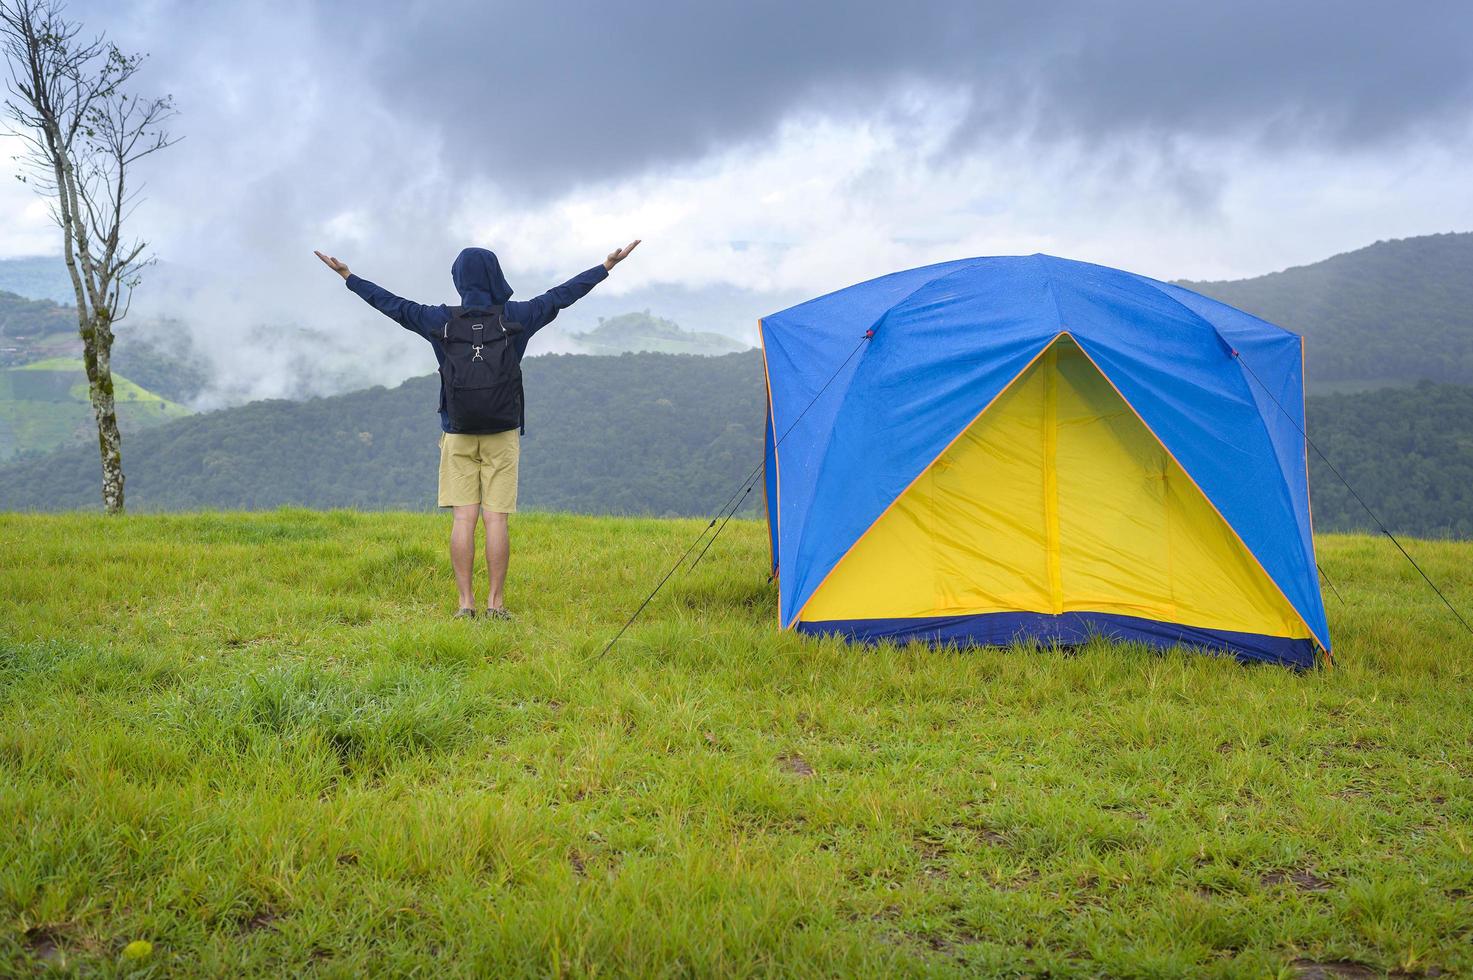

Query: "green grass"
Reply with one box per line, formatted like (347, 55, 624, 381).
(0, 359, 190, 461)
(14, 357, 96, 372)
(12, 357, 185, 405)
(1, 512, 1470, 977)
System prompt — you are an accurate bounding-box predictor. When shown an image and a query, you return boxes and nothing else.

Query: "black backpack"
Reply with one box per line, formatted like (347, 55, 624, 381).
(439, 306, 526, 434)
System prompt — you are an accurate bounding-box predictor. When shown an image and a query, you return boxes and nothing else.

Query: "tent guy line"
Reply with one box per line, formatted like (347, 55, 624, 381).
(596, 251, 1469, 670)
(1318, 562, 1347, 606)
(687, 480, 755, 573)
(591, 332, 873, 662)
(1232, 349, 1473, 636)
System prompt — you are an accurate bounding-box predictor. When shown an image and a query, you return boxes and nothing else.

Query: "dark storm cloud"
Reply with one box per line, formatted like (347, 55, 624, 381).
(336, 0, 1473, 194)
(21, 0, 1469, 408)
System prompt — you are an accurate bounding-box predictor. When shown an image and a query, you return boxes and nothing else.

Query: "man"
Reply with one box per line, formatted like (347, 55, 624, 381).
(314, 240, 641, 619)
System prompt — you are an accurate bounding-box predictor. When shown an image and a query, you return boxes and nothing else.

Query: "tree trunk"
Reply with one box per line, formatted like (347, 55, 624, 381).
(5, 0, 170, 515)
(80, 307, 124, 514)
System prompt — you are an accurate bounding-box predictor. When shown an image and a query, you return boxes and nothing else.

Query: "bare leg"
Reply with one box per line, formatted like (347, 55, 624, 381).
(450, 504, 480, 610)
(483, 509, 510, 611)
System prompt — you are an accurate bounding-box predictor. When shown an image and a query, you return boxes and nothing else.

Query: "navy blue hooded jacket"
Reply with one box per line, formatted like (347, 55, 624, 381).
(346, 247, 608, 432)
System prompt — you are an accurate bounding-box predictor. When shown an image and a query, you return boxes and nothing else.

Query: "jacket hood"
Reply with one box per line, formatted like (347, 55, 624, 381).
(451, 247, 513, 307)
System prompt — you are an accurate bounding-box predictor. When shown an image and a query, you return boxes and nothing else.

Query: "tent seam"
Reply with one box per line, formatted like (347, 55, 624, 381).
(1067, 338, 1330, 652)
(1143, 278, 1318, 570)
(780, 258, 994, 623)
(757, 319, 781, 628)
(1086, 268, 1321, 642)
(1299, 337, 1330, 658)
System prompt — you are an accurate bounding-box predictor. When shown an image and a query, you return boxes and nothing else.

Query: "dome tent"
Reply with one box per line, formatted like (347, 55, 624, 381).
(759, 254, 1330, 669)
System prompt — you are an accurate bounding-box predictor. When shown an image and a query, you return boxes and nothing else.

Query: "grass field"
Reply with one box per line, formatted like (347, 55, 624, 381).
(1, 511, 1471, 977)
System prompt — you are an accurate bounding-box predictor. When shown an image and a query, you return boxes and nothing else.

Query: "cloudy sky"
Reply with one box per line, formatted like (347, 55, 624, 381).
(3, 0, 1472, 396)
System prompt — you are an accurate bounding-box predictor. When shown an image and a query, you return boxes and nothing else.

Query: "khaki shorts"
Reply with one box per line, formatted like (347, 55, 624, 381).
(438, 431, 520, 511)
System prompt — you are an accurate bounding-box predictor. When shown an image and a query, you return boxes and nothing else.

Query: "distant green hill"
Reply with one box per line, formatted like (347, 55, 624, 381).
(1, 349, 1470, 538)
(1300, 381, 1473, 538)
(0, 357, 191, 461)
(0, 288, 77, 363)
(570, 311, 748, 355)
(0, 284, 210, 409)
(0, 352, 763, 514)
(1178, 232, 1473, 390)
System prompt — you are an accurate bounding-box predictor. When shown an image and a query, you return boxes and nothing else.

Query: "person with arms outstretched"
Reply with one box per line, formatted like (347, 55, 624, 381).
(315, 240, 641, 619)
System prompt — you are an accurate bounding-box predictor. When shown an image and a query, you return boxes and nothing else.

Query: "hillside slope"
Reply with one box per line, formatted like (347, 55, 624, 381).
(0, 288, 77, 357)
(0, 357, 191, 461)
(1, 285, 207, 413)
(0, 351, 764, 514)
(1, 350, 1470, 537)
(1179, 232, 1473, 389)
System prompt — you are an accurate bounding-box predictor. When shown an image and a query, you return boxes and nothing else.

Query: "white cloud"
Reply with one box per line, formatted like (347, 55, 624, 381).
(0, 134, 63, 259)
(2, 3, 1470, 407)
(461, 92, 1473, 297)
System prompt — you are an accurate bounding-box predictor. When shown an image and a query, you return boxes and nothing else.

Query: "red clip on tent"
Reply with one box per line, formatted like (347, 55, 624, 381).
(759, 254, 1330, 669)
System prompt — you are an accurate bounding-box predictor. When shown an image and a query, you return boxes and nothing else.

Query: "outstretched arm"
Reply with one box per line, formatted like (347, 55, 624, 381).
(518, 240, 642, 337)
(314, 250, 446, 338)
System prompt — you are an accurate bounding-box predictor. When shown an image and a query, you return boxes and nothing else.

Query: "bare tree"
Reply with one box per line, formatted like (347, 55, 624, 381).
(2, 0, 176, 514)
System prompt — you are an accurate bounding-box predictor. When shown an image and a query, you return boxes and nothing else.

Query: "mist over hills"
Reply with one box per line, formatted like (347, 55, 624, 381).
(0, 276, 751, 459)
(0, 257, 74, 305)
(3, 231, 1469, 410)
(2, 233, 1471, 535)
(572, 311, 747, 355)
(1, 289, 204, 459)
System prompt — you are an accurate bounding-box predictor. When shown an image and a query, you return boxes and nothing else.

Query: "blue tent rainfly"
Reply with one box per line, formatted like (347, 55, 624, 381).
(759, 254, 1330, 669)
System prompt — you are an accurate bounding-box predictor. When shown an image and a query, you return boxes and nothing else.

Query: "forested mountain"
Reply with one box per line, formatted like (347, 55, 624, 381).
(1179, 232, 1473, 390)
(2, 349, 1470, 538)
(1301, 382, 1473, 538)
(0, 288, 76, 357)
(3, 235, 1472, 533)
(0, 351, 767, 516)
(1, 304, 746, 459)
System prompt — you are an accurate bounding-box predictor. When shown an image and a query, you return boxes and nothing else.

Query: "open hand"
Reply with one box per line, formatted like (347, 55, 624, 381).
(604, 239, 641, 271)
(314, 250, 351, 280)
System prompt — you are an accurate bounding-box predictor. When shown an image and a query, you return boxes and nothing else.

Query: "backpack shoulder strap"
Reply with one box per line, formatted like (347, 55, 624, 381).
(442, 306, 464, 340)
(489, 305, 526, 335)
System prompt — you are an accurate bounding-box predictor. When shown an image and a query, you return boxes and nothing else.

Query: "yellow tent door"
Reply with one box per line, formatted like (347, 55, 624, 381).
(799, 335, 1312, 642)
